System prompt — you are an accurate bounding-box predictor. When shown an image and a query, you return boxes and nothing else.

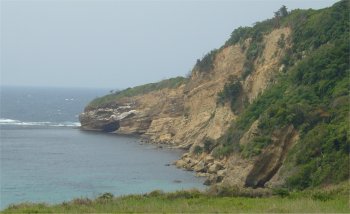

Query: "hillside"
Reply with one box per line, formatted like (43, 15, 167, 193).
(80, 0, 349, 191)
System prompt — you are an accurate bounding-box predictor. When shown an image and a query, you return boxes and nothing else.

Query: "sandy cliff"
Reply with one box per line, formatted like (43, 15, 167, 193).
(80, 27, 293, 187)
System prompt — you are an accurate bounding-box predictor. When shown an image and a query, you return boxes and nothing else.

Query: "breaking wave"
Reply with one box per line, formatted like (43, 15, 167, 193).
(0, 118, 80, 127)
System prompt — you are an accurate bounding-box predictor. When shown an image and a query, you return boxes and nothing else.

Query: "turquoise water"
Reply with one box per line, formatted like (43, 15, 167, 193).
(0, 87, 204, 209)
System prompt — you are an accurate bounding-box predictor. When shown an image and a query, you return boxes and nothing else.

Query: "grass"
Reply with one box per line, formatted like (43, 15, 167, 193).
(2, 184, 349, 213)
(88, 76, 187, 109)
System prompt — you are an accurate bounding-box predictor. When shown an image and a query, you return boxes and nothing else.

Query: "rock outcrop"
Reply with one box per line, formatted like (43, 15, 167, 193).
(80, 105, 137, 132)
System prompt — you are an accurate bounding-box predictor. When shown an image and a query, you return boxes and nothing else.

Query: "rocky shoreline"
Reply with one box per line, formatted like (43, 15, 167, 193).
(79, 27, 296, 189)
(175, 153, 226, 186)
(80, 107, 224, 186)
(139, 137, 226, 186)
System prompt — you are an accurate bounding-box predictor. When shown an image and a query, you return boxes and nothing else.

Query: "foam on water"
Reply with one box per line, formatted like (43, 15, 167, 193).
(0, 118, 81, 127)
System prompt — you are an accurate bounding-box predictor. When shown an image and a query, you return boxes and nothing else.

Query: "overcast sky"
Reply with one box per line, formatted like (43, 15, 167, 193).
(1, 0, 338, 89)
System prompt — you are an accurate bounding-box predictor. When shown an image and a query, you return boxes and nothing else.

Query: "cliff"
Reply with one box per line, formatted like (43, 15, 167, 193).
(80, 1, 349, 190)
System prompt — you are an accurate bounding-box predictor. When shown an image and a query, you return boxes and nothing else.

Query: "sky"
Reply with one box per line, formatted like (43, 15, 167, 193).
(1, 0, 338, 89)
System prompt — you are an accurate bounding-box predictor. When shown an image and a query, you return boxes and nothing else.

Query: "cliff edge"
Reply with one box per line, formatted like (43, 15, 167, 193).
(80, 1, 349, 191)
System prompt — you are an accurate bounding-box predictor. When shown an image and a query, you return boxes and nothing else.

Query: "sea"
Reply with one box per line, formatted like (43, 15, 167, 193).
(0, 86, 204, 209)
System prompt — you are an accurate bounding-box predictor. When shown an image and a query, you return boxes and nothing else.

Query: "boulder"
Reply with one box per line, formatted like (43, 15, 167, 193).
(204, 155, 215, 163)
(204, 174, 224, 186)
(175, 160, 186, 168)
(189, 159, 199, 167)
(181, 153, 190, 159)
(208, 162, 224, 174)
(196, 172, 209, 177)
(217, 169, 227, 177)
(194, 161, 206, 173)
(184, 165, 193, 171)
(183, 157, 192, 164)
(203, 178, 212, 186)
(208, 164, 219, 174)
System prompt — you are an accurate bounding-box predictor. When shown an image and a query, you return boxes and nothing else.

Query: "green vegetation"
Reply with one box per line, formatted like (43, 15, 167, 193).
(241, 136, 273, 158)
(195, 49, 218, 72)
(203, 138, 216, 153)
(224, 26, 252, 47)
(277, 33, 286, 48)
(194, 5, 291, 76)
(224, 21, 270, 79)
(242, 37, 265, 78)
(221, 6, 295, 81)
(223, 6, 289, 79)
(212, 125, 242, 158)
(87, 76, 187, 109)
(193, 145, 203, 155)
(193, 138, 216, 155)
(3, 183, 349, 213)
(217, 75, 243, 112)
(276, 5, 288, 18)
(213, 0, 349, 189)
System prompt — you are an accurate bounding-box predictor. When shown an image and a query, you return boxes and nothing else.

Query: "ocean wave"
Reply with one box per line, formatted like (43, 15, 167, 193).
(0, 118, 81, 127)
(0, 119, 21, 123)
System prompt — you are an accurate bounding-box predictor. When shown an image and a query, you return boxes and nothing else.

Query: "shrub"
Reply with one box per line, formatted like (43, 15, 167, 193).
(311, 192, 333, 201)
(147, 190, 164, 197)
(217, 76, 243, 112)
(97, 192, 114, 201)
(208, 185, 272, 198)
(241, 136, 273, 158)
(195, 49, 218, 72)
(277, 33, 286, 48)
(165, 189, 202, 199)
(203, 138, 216, 153)
(193, 145, 203, 155)
(241, 36, 266, 79)
(216, 185, 239, 197)
(71, 198, 93, 205)
(212, 145, 235, 159)
(242, 61, 255, 79)
(272, 188, 290, 197)
(225, 26, 252, 46)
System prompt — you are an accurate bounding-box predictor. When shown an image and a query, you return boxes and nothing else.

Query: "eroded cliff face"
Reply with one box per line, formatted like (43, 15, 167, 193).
(221, 122, 299, 188)
(80, 27, 294, 188)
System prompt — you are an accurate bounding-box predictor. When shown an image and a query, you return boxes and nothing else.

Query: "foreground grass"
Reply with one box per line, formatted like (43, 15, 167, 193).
(2, 195, 348, 213)
(2, 185, 350, 213)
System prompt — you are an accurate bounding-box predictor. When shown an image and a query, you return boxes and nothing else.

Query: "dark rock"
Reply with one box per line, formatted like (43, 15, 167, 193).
(102, 121, 120, 132)
(203, 179, 212, 186)
(245, 125, 297, 188)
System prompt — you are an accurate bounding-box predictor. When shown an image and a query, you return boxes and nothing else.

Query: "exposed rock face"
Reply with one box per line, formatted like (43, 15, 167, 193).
(79, 106, 137, 132)
(243, 28, 291, 102)
(80, 28, 293, 187)
(244, 125, 299, 188)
